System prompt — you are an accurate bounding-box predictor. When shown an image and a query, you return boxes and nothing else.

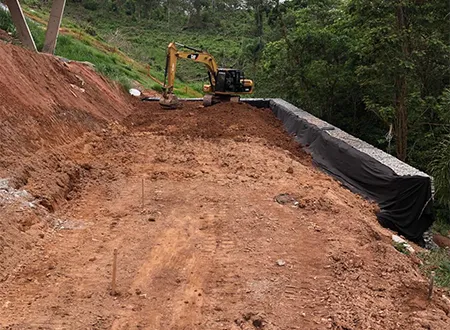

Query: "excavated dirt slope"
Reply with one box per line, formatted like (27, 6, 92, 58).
(1, 43, 450, 330)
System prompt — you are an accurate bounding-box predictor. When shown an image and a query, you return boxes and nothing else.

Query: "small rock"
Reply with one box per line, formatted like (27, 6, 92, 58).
(135, 288, 142, 295)
(276, 259, 286, 266)
(253, 318, 264, 328)
(392, 234, 415, 253)
(0, 178, 10, 190)
(38, 233, 45, 239)
(286, 167, 294, 174)
(147, 217, 156, 222)
(275, 193, 294, 205)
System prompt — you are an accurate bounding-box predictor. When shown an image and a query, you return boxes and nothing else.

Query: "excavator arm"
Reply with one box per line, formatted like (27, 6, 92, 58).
(163, 42, 218, 96)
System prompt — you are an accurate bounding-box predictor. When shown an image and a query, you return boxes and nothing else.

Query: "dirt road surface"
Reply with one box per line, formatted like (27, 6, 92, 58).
(1, 43, 450, 329)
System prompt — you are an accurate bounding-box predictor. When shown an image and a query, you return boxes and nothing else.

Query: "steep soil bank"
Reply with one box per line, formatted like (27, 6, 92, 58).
(0, 42, 132, 174)
(0, 42, 132, 280)
(0, 42, 134, 208)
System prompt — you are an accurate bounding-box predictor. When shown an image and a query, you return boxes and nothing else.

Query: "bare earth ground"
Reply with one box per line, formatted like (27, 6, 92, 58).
(1, 43, 450, 329)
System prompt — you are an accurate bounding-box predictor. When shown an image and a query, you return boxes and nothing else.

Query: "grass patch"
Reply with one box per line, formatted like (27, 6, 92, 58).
(151, 84, 163, 93)
(393, 242, 411, 255)
(433, 215, 450, 237)
(419, 248, 450, 288)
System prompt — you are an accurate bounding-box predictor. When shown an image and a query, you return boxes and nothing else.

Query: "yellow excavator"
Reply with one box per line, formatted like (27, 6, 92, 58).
(159, 42, 254, 108)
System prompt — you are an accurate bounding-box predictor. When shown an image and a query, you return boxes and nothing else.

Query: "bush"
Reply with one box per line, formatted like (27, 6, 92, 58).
(83, 0, 99, 11)
(0, 8, 15, 34)
(83, 24, 97, 37)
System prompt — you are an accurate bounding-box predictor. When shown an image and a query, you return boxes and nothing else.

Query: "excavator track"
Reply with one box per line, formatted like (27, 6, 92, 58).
(202, 95, 240, 107)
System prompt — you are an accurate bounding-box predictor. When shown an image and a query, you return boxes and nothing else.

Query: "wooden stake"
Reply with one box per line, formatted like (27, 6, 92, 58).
(141, 177, 145, 210)
(111, 249, 118, 296)
(428, 271, 435, 300)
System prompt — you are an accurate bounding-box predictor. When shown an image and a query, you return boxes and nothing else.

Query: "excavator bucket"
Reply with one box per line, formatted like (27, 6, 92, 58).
(159, 93, 181, 109)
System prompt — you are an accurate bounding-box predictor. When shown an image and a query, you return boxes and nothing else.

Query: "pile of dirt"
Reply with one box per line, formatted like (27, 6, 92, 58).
(1, 42, 449, 329)
(126, 101, 310, 165)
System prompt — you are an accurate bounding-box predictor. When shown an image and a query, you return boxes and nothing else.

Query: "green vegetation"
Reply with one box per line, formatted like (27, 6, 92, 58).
(60, 2, 256, 93)
(393, 242, 410, 256)
(0, 6, 15, 34)
(433, 217, 450, 237)
(419, 248, 450, 288)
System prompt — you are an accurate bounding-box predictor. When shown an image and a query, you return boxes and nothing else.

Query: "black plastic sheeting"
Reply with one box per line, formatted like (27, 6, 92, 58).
(267, 100, 434, 245)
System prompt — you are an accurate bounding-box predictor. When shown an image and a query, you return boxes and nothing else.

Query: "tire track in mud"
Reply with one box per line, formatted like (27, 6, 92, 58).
(110, 207, 220, 329)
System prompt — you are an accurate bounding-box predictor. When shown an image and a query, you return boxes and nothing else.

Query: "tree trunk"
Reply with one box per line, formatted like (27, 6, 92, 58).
(254, 0, 263, 37)
(395, 4, 409, 161)
(395, 74, 408, 161)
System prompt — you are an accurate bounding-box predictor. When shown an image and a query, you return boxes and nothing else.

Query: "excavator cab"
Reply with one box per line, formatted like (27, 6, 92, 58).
(214, 69, 252, 94)
(202, 69, 254, 105)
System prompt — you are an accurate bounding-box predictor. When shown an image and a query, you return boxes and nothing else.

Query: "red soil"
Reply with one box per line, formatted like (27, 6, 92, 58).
(0, 42, 449, 330)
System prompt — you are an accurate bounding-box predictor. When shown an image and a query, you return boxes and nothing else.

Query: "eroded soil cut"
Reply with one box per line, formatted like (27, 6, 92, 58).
(1, 44, 450, 330)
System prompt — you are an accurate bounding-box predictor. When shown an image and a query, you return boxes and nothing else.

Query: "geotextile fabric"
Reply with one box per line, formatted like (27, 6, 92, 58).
(269, 100, 434, 244)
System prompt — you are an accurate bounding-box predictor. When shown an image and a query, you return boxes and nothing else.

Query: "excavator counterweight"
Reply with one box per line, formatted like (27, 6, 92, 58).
(159, 42, 253, 109)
